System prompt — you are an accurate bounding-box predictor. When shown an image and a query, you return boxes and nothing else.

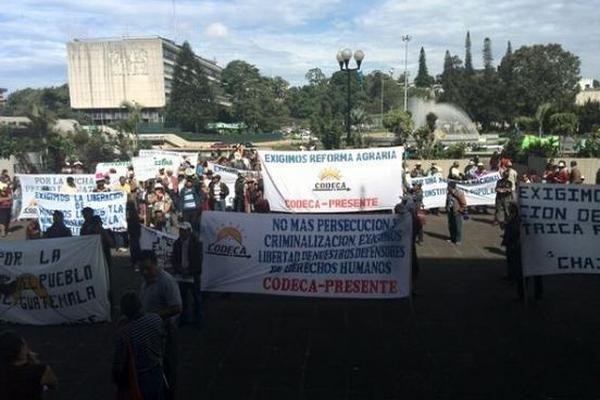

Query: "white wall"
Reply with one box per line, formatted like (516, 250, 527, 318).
(68, 38, 166, 109)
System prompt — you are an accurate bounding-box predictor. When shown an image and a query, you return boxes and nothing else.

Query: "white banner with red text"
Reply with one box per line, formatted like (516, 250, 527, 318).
(0, 235, 111, 325)
(35, 191, 127, 235)
(259, 147, 404, 213)
(519, 184, 600, 277)
(200, 211, 411, 299)
(408, 172, 501, 209)
(16, 174, 96, 219)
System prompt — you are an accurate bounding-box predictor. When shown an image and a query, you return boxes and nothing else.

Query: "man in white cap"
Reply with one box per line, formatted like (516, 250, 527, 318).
(171, 221, 202, 327)
(410, 162, 425, 178)
(73, 161, 84, 174)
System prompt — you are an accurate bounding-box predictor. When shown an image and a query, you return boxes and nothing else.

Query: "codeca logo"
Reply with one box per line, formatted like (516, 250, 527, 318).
(313, 167, 351, 192)
(206, 226, 251, 258)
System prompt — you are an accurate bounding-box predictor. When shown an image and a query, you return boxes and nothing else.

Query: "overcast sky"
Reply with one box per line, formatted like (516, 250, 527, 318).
(1, 0, 598, 93)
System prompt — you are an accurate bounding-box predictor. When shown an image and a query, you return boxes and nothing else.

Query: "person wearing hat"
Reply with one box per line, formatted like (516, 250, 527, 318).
(569, 161, 583, 184)
(171, 221, 203, 327)
(209, 174, 229, 211)
(61, 161, 72, 174)
(554, 160, 570, 184)
(494, 169, 513, 225)
(505, 160, 518, 192)
(464, 160, 476, 178)
(149, 182, 173, 230)
(233, 173, 247, 212)
(179, 177, 202, 229)
(73, 161, 84, 174)
(93, 177, 110, 193)
(112, 176, 131, 194)
(446, 181, 466, 244)
(410, 162, 425, 178)
(427, 162, 442, 177)
(448, 161, 463, 181)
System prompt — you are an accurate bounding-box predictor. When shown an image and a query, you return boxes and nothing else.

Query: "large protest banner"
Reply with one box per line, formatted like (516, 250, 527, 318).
(35, 191, 127, 235)
(519, 184, 600, 277)
(409, 172, 501, 209)
(259, 147, 404, 213)
(17, 174, 96, 219)
(0, 235, 111, 325)
(95, 161, 131, 181)
(206, 162, 259, 209)
(139, 149, 198, 167)
(132, 156, 157, 181)
(140, 226, 177, 270)
(200, 211, 411, 299)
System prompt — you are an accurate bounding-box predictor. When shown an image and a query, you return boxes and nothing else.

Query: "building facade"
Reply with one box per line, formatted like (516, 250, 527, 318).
(0, 88, 7, 107)
(67, 37, 222, 123)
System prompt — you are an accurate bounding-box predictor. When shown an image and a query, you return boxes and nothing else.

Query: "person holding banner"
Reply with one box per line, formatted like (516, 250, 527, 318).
(446, 182, 466, 245)
(44, 210, 73, 238)
(502, 202, 543, 299)
(171, 222, 203, 327)
(0, 180, 12, 238)
(0, 331, 58, 399)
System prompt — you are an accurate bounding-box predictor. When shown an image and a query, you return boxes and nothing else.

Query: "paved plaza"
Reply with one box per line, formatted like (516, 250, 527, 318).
(5, 213, 600, 399)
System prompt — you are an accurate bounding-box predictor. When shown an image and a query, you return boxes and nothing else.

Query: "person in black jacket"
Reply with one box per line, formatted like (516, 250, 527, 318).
(44, 211, 72, 238)
(171, 222, 203, 326)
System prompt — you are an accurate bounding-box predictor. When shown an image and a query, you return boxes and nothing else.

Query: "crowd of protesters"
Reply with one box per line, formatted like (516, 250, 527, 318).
(2, 146, 600, 398)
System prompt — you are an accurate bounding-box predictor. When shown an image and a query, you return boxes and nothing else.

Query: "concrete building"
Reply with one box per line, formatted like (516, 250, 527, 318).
(0, 88, 7, 107)
(67, 37, 223, 124)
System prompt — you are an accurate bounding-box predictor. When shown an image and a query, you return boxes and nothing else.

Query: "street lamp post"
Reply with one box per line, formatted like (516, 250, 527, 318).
(337, 48, 365, 146)
(402, 35, 411, 112)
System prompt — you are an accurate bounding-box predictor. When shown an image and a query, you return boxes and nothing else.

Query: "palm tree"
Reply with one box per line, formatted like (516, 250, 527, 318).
(26, 103, 57, 170)
(535, 102, 553, 137)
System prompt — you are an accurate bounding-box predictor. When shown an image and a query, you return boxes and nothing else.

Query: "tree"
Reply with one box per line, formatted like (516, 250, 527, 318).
(535, 102, 554, 136)
(414, 47, 435, 88)
(166, 41, 215, 132)
(221, 60, 289, 131)
(483, 37, 494, 73)
(548, 112, 578, 136)
(305, 68, 327, 86)
(311, 102, 342, 150)
(575, 100, 600, 133)
(413, 112, 437, 158)
(383, 108, 413, 145)
(465, 31, 474, 75)
(510, 44, 581, 116)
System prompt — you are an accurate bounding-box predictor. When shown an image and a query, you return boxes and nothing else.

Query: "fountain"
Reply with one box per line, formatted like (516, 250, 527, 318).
(408, 98, 481, 144)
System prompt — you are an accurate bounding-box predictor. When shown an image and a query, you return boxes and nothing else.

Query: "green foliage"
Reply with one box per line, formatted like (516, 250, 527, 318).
(575, 100, 600, 133)
(444, 143, 467, 159)
(483, 37, 494, 72)
(1, 84, 81, 119)
(577, 129, 600, 157)
(310, 102, 343, 149)
(509, 44, 581, 116)
(166, 41, 216, 132)
(535, 102, 555, 135)
(464, 31, 473, 74)
(221, 60, 290, 132)
(383, 108, 413, 145)
(413, 112, 437, 159)
(414, 47, 435, 88)
(514, 116, 538, 133)
(548, 112, 578, 136)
